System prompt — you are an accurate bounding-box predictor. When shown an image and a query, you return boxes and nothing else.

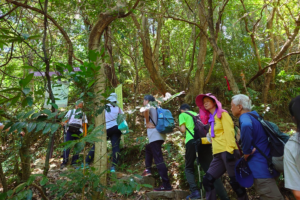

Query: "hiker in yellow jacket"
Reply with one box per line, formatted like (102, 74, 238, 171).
(196, 93, 248, 200)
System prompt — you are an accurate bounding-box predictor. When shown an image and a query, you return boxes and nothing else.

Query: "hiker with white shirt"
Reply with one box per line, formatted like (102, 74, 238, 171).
(85, 93, 123, 172)
(61, 100, 87, 169)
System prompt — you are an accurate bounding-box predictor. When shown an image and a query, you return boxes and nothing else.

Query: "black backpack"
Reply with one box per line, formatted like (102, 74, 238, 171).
(184, 112, 209, 139)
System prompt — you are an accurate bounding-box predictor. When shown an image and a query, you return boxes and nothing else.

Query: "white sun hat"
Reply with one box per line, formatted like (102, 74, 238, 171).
(107, 93, 118, 103)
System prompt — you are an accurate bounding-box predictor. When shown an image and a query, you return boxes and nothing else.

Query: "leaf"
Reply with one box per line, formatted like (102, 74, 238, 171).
(16, 183, 27, 193)
(0, 88, 22, 93)
(47, 112, 57, 119)
(0, 192, 7, 199)
(23, 88, 30, 95)
(57, 112, 66, 119)
(22, 98, 28, 107)
(36, 122, 46, 132)
(17, 112, 25, 119)
(87, 92, 94, 97)
(3, 121, 13, 131)
(28, 35, 41, 40)
(50, 103, 58, 109)
(20, 73, 34, 87)
(65, 64, 73, 72)
(88, 50, 98, 61)
(43, 123, 52, 134)
(31, 112, 40, 119)
(11, 94, 21, 106)
(26, 175, 36, 186)
(16, 122, 26, 131)
(23, 97, 33, 107)
(51, 124, 60, 134)
(21, 33, 30, 39)
(23, 110, 35, 118)
(40, 177, 48, 186)
(21, 65, 35, 69)
(8, 122, 19, 134)
(43, 109, 52, 115)
(27, 123, 36, 133)
(141, 184, 153, 188)
(87, 80, 96, 88)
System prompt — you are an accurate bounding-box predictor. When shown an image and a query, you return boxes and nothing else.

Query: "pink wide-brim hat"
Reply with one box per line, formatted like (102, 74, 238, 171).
(195, 93, 225, 124)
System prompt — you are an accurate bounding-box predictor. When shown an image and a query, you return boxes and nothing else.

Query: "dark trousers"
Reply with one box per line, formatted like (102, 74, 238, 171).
(185, 140, 229, 200)
(86, 125, 122, 166)
(206, 150, 248, 200)
(145, 140, 171, 188)
(63, 130, 82, 165)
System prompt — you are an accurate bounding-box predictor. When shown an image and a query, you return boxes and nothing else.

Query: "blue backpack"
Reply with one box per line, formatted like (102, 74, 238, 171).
(150, 107, 175, 134)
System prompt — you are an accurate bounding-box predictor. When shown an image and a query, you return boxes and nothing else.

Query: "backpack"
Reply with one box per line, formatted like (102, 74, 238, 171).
(247, 113, 289, 157)
(247, 113, 289, 174)
(67, 109, 86, 133)
(150, 107, 175, 134)
(184, 111, 209, 139)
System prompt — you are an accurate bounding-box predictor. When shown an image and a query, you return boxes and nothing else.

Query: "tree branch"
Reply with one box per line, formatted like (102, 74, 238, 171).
(0, 5, 19, 19)
(0, 42, 14, 68)
(247, 15, 300, 86)
(118, 0, 140, 18)
(72, 54, 84, 64)
(8, 0, 73, 66)
(184, 0, 193, 13)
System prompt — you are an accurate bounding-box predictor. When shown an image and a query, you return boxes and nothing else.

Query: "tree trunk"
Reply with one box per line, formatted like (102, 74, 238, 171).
(104, 27, 119, 87)
(262, 15, 300, 103)
(205, 50, 217, 84)
(190, 1, 207, 97)
(206, 0, 240, 94)
(19, 144, 31, 181)
(240, 0, 262, 70)
(152, 16, 163, 72)
(131, 14, 175, 95)
(0, 160, 8, 192)
(88, 6, 125, 195)
(161, 31, 170, 70)
(267, 7, 276, 91)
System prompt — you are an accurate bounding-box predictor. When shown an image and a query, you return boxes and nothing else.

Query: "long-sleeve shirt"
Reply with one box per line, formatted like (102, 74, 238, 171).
(201, 112, 238, 155)
(239, 111, 276, 178)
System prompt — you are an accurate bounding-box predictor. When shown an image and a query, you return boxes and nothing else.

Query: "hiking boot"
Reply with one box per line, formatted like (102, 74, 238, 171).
(141, 169, 152, 177)
(60, 164, 66, 169)
(153, 185, 172, 192)
(186, 190, 201, 200)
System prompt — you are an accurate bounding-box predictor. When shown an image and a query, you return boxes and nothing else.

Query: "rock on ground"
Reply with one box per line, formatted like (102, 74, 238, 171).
(146, 189, 191, 200)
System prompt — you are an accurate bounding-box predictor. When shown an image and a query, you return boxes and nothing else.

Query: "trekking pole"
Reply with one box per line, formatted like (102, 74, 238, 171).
(194, 139, 204, 200)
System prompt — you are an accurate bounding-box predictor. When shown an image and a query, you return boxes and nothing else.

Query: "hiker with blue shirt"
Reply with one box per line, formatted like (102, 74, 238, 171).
(179, 104, 229, 200)
(231, 94, 284, 200)
(141, 95, 172, 192)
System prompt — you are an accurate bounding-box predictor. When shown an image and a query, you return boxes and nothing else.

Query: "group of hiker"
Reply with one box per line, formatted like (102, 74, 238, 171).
(60, 92, 300, 200)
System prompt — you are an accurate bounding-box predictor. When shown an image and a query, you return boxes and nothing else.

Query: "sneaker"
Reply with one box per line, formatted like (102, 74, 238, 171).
(141, 169, 152, 177)
(186, 190, 201, 200)
(60, 164, 66, 169)
(110, 166, 116, 173)
(81, 163, 89, 169)
(72, 164, 80, 170)
(153, 185, 172, 192)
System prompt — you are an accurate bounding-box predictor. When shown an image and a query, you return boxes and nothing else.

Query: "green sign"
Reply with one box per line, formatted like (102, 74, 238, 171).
(115, 84, 123, 110)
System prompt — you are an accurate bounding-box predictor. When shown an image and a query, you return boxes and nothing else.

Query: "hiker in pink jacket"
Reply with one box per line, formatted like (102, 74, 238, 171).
(196, 93, 248, 200)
